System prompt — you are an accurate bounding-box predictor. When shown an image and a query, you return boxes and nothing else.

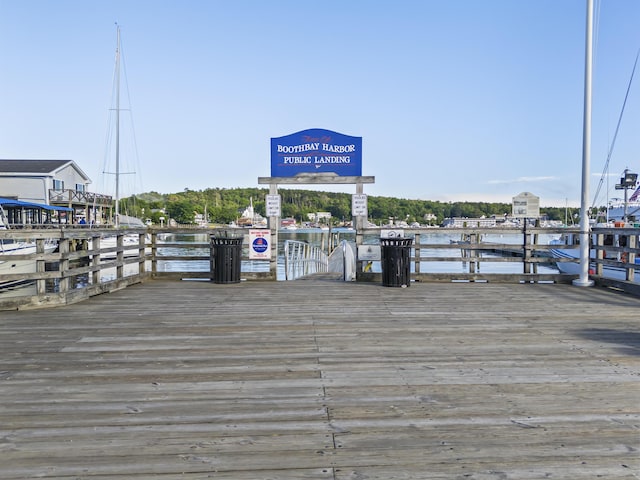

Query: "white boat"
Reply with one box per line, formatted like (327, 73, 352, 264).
(601, 185, 640, 224)
(0, 199, 62, 288)
(92, 232, 146, 260)
(551, 169, 640, 280)
(0, 240, 58, 288)
(550, 227, 640, 281)
(551, 170, 640, 283)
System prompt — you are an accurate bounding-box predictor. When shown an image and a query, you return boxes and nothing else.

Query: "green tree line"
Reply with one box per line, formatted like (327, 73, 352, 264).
(118, 188, 570, 225)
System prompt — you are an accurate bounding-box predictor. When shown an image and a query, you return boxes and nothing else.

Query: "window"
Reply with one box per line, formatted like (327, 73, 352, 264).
(53, 179, 64, 190)
(76, 184, 85, 192)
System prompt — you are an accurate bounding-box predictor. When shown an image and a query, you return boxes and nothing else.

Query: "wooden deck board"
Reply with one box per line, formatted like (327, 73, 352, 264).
(0, 279, 638, 479)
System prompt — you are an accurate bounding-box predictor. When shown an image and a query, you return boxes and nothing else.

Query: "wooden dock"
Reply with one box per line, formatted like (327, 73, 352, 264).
(1, 279, 638, 479)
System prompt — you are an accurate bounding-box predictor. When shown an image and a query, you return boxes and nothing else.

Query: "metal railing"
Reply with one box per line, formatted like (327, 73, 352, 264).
(327, 239, 356, 281)
(283, 240, 329, 280)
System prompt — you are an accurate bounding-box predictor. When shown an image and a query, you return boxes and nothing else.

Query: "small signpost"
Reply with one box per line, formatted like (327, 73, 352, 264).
(352, 194, 368, 217)
(357, 244, 381, 261)
(265, 194, 281, 217)
(249, 229, 271, 260)
(512, 192, 540, 218)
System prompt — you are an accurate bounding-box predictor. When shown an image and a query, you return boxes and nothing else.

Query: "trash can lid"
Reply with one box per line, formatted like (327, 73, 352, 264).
(380, 237, 413, 246)
(211, 236, 244, 245)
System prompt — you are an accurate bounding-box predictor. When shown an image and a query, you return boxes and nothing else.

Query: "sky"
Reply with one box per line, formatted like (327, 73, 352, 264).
(1, 0, 640, 208)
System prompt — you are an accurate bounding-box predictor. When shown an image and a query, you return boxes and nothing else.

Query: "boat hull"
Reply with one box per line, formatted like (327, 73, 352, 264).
(0, 242, 57, 289)
(550, 246, 640, 281)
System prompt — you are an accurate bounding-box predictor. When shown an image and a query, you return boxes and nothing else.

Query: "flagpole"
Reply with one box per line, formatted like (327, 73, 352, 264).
(574, 0, 594, 287)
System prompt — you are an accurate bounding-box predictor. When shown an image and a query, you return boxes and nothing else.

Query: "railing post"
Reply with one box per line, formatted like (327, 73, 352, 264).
(151, 231, 158, 275)
(35, 238, 48, 295)
(92, 234, 101, 285)
(469, 232, 478, 273)
(414, 232, 421, 274)
(532, 230, 539, 275)
(138, 232, 146, 275)
(116, 233, 124, 279)
(626, 234, 636, 282)
(595, 232, 604, 276)
(58, 237, 70, 294)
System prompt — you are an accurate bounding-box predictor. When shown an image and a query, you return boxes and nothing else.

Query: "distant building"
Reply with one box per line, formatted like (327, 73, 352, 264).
(442, 217, 497, 228)
(280, 217, 297, 228)
(0, 159, 112, 223)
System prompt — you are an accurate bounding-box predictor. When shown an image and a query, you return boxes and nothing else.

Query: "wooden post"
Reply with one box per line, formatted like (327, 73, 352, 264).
(414, 232, 421, 274)
(92, 235, 101, 285)
(626, 234, 636, 282)
(354, 182, 366, 281)
(58, 237, 70, 294)
(36, 238, 48, 295)
(150, 231, 158, 276)
(138, 232, 146, 275)
(116, 233, 124, 279)
(469, 232, 477, 274)
(268, 184, 279, 281)
(595, 232, 604, 277)
(523, 222, 531, 275)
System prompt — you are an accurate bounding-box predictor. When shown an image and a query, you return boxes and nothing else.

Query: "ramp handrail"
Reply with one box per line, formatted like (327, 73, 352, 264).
(283, 240, 329, 280)
(327, 239, 356, 281)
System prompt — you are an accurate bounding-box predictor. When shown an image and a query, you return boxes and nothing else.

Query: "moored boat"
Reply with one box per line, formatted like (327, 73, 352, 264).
(550, 225, 640, 281)
(0, 198, 65, 288)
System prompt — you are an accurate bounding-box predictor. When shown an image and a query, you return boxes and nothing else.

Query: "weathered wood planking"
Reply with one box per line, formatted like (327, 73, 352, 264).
(0, 279, 638, 479)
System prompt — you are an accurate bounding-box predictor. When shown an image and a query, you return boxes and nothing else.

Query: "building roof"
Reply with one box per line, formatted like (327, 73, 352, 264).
(0, 196, 73, 211)
(0, 159, 73, 174)
(0, 159, 91, 183)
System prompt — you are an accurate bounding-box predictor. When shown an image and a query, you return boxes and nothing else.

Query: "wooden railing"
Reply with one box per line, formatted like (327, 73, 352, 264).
(2, 225, 639, 310)
(48, 189, 113, 207)
(0, 227, 274, 310)
(549, 225, 640, 288)
(355, 226, 640, 287)
(147, 228, 274, 282)
(0, 228, 147, 310)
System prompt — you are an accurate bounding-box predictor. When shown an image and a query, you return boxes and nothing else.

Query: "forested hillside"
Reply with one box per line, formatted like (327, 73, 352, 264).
(119, 188, 569, 226)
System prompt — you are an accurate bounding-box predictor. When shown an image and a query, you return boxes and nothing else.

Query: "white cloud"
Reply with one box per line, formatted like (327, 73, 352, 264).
(487, 176, 558, 185)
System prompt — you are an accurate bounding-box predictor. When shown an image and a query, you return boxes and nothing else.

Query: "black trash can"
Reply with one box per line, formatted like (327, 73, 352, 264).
(211, 236, 243, 284)
(380, 237, 413, 287)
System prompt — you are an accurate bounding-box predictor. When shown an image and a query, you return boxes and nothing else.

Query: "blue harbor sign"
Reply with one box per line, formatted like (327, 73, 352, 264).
(271, 128, 362, 177)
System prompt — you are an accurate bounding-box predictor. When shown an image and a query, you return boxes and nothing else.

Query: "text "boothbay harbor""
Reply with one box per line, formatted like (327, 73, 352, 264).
(277, 141, 357, 165)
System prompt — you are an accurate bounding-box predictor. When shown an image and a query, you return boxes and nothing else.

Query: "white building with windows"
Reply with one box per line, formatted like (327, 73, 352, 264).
(442, 217, 498, 228)
(0, 159, 112, 223)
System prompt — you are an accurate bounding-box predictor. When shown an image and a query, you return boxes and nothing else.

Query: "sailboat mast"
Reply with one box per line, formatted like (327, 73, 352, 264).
(114, 24, 121, 228)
